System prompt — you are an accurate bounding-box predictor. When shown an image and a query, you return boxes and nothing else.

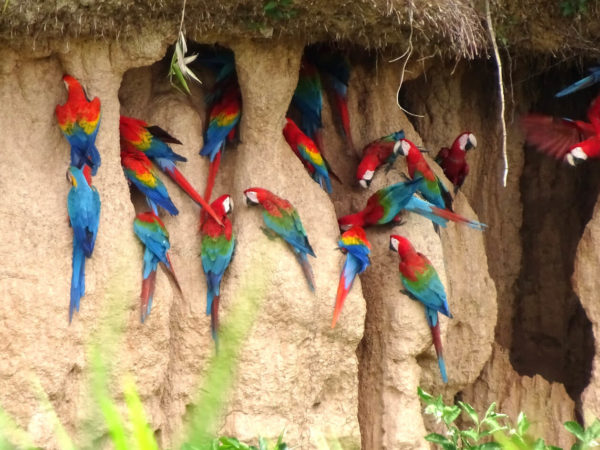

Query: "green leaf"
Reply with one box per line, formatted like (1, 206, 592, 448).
(477, 443, 502, 450)
(258, 436, 268, 450)
(547, 446, 563, 450)
(263, 1, 278, 11)
(565, 421, 585, 440)
(425, 433, 453, 445)
(459, 401, 479, 425)
(516, 411, 530, 435)
(220, 437, 242, 448)
(460, 428, 479, 443)
(484, 402, 498, 419)
(532, 438, 546, 450)
(442, 406, 462, 426)
(417, 387, 434, 404)
(123, 377, 158, 450)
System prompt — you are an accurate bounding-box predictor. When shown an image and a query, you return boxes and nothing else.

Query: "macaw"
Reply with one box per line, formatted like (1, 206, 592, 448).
(133, 211, 181, 322)
(66, 166, 100, 322)
(200, 83, 242, 204)
(331, 226, 371, 328)
(434, 132, 477, 192)
(283, 117, 333, 194)
(398, 138, 453, 211)
(244, 187, 316, 291)
(306, 46, 354, 152)
(556, 67, 600, 97)
(200, 194, 235, 346)
(55, 75, 102, 175)
(119, 115, 222, 225)
(291, 59, 325, 152)
(389, 234, 452, 383)
(337, 179, 486, 231)
(356, 130, 405, 188)
(521, 93, 600, 166)
(121, 143, 179, 215)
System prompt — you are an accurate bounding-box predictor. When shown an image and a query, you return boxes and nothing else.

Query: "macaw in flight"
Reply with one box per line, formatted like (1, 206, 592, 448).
(390, 234, 452, 383)
(244, 187, 316, 292)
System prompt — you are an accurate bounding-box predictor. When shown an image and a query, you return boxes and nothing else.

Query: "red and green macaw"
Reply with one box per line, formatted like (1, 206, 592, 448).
(337, 179, 486, 231)
(356, 130, 405, 188)
(390, 234, 451, 383)
(306, 46, 354, 152)
(67, 166, 100, 322)
(398, 138, 453, 211)
(331, 226, 371, 328)
(121, 143, 178, 216)
(119, 115, 222, 225)
(283, 117, 333, 194)
(55, 75, 102, 175)
(522, 93, 600, 166)
(200, 83, 242, 204)
(435, 132, 477, 192)
(133, 211, 181, 322)
(244, 187, 316, 292)
(292, 59, 325, 152)
(200, 194, 235, 346)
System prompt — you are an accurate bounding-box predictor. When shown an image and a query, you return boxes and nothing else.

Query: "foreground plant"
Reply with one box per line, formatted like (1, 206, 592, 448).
(418, 387, 600, 450)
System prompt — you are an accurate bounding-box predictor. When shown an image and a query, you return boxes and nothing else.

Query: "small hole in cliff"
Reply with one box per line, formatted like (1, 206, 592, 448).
(511, 65, 596, 405)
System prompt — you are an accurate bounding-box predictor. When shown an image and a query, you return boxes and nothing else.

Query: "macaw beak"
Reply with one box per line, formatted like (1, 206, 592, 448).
(359, 179, 371, 189)
(66, 169, 71, 183)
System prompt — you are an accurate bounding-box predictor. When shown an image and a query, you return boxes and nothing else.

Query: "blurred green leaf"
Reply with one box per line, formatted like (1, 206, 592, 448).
(459, 401, 479, 425)
(426, 433, 454, 446)
(565, 421, 585, 441)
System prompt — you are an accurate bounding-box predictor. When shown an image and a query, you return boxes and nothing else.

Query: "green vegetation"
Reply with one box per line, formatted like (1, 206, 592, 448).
(419, 387, 600, 450)
(262, 0, 297, 21)
(559, 0, 589, 17)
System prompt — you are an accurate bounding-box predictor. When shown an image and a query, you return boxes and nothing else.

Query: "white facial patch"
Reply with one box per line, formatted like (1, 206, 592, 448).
(359, 170, 374, 188)
(566, 147, 588, 166)
(400, 140, 411, 156)
(223, 196, 232, 213)
(340, 223, 352, 231)
(245, 190, 258, 204)
(390, 236, 399, 251)
(458, 134, 469, 150)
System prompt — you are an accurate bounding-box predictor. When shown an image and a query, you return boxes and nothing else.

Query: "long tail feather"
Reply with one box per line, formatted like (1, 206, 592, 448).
(295, 252, 315, 292)
(331, 256, 359, 328)
(69, 244, 85, 323)
(556, 69, 600, 97)
(425, 308, 448, 383)
(140, 270, 158, 323)
(406, 197, 486, 231)
(334, 91, 354, 153)
(313, 129, 325, 156)
(154, 157, 223, 226)
(164, 252, 183, 295)
(429, 205, 486, 230)
(203, 149, 222, 214)
(211, 295, 220, 349)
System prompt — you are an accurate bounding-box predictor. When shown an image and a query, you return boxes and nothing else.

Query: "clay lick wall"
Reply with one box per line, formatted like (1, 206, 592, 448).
(0, 38, 496, 449)
(402, 59, 597, 447)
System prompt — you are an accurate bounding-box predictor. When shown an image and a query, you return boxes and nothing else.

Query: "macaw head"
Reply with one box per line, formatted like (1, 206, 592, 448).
(337, 212, 364, 231)
(66, 166, 87, 188)
(389, 234, 415, 257)
(356, 156, 376, 189)
(212, 194, 233, 216)
(243, 187, 271, 207)
(457, 132, 477, 152)
(566, 146, 588, 166)
(62, 74, 90, 101)
(397, 139, 418, 157)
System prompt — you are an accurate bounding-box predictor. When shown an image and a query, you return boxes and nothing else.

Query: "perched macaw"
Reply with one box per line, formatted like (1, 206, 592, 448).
(283, 117, 333, 194)
(244, 187, 316, 291)
(389, 234, 452, 383)
(66, 166, 100, 322)
(522, 93, 600, 166)
(121, 143, 178, 215)
(556, 67, 600, 97)
(331, 226, 371, 328)
(435, 132, 477, 192)
(292, 59, 325, 152)
(306, 46, 354, 152)
(200, 194, 235, 346)
(398, 138, 453, 211)
(200, 83, 242, 204)
(356, 130, 405, 188)
(55, 75, 102, 175)
(337, 179, 486, 231)
(119, 115, 222, 225)
(133, 211, 181, 322)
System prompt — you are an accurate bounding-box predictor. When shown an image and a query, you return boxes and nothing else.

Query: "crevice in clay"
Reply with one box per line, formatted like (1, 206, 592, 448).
(510, 65, 596, 406)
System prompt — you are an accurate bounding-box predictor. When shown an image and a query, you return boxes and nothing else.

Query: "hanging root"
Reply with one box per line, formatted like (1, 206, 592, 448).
(485, 0, 508, 188)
